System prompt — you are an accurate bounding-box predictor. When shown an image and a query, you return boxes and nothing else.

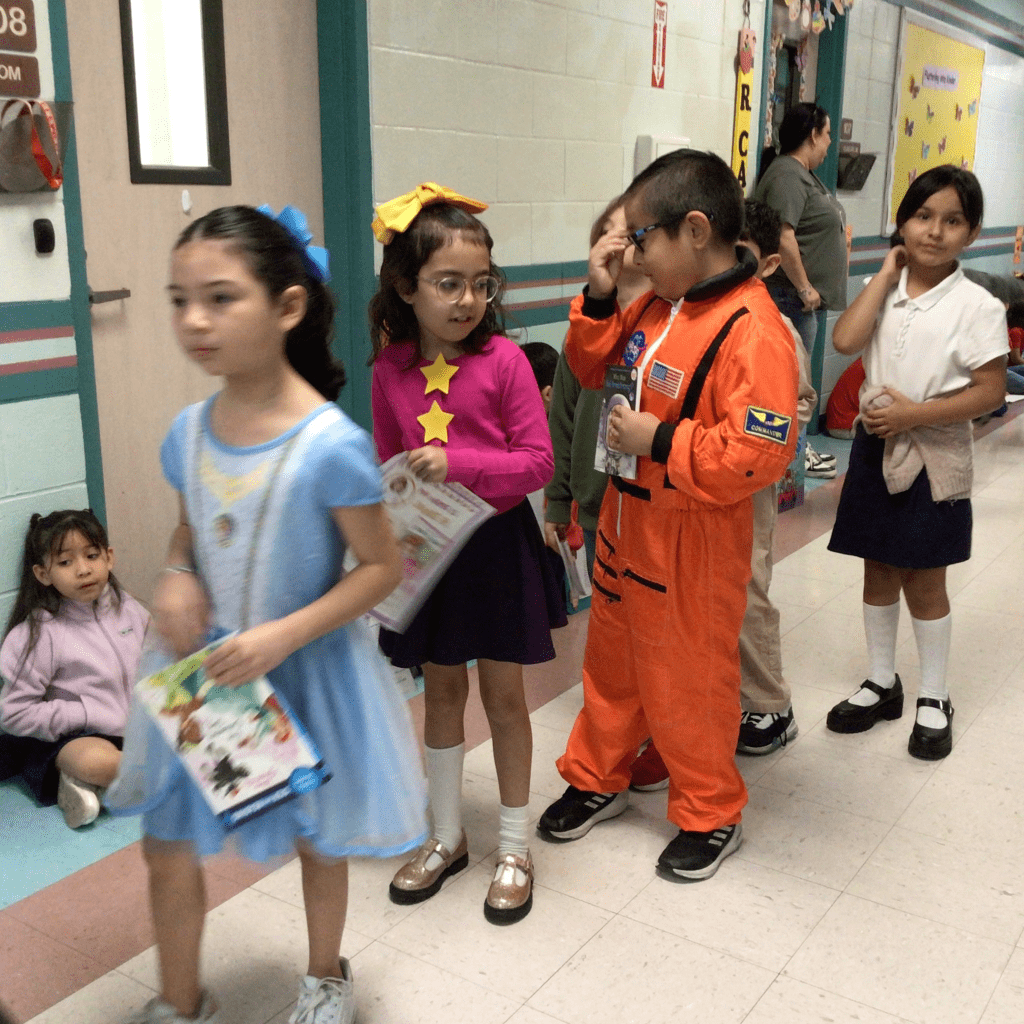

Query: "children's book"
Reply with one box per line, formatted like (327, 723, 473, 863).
(595, 365, 640, 480)
(348, 452, 495, 632)
(133, 637, 331, 829)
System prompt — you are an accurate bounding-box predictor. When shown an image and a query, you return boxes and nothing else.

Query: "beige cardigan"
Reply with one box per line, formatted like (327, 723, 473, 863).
(857, 386, 973, 502)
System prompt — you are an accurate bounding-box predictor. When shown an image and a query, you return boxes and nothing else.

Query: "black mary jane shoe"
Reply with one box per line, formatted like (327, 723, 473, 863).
(826, 676, 904, 734)
(908, 697, 954, 761)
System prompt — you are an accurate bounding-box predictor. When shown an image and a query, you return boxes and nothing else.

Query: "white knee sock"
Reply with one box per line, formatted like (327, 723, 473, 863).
(912, 613, 952, 729)
(425, 743, 464, 853)
(850, 601, 900, 707)
(498, 803, 530, 859)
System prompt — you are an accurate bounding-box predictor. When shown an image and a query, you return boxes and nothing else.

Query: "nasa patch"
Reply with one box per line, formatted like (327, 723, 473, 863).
(623, 330, 647, 367)
(744, 406, 792, 445)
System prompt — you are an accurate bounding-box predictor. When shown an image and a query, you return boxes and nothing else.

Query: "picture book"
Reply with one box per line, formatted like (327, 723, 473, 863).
(133, 637, 331, 829)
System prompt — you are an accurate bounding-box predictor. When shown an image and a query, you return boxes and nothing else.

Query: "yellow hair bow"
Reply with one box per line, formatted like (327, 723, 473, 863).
(372, 182, 488, 244)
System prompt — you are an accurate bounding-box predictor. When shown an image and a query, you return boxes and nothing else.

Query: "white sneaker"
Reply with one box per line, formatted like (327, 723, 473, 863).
(57, 771, 101, 828)
(125, 991, 218, 1023)
(805, 442, 836, 466)
(805, 446, 837, 479)
(288, 959, 355, 1024)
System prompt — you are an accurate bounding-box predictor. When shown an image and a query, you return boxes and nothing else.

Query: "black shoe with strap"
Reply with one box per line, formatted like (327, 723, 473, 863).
(826, 676, 904, 734)
(908, 697, 954, 760)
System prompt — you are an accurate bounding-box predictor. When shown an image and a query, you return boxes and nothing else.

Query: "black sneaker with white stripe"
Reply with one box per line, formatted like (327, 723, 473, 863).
(537, 785, 628, 842)
(656, 823, 742, 881)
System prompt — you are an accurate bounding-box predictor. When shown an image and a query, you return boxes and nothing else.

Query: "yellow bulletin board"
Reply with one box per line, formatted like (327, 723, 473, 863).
(883, 10, 986, 234)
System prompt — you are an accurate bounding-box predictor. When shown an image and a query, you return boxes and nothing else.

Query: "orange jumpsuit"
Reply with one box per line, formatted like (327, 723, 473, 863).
(556, 259, 798, 831)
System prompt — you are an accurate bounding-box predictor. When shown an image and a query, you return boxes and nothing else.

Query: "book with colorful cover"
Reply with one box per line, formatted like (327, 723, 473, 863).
(348, 453, 496, 633)
(594, 365, 640, 480)
(133, 637, 330, 829)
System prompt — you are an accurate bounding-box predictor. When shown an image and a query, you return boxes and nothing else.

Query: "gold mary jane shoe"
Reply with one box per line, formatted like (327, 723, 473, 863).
(389, 832, 469, 905)
(483, 851, 534, 925)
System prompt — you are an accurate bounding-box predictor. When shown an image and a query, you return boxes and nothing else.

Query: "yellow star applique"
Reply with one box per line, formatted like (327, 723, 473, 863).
(417, 401, 454, 444)
(420, 353, 460, 395)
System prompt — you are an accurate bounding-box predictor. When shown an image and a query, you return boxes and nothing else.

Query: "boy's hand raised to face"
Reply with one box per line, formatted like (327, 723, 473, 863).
(588, 230, 630, 300)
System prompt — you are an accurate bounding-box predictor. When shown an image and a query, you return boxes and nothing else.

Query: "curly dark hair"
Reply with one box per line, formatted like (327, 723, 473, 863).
(368, 202, 507, 367)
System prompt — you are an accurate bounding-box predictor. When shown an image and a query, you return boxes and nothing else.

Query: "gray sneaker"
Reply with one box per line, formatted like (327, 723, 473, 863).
(126, 991, 218, 1023)
(289, 959, 355, 1024)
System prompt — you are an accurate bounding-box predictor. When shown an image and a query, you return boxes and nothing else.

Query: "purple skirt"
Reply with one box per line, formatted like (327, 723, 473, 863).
(380, 499, 567, 667)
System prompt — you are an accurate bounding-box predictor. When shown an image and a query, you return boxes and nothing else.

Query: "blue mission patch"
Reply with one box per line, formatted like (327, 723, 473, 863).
(744, 406, 792, 445)
(623, 330, 646, 367)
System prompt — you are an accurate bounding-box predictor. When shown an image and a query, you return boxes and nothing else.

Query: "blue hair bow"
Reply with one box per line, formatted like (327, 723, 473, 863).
(256, 203, 331, 283)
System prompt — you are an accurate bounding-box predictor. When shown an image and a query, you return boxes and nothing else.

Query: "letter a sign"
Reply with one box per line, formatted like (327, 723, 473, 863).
(731, 27, 756, 188)
(651, 0, 667, 89)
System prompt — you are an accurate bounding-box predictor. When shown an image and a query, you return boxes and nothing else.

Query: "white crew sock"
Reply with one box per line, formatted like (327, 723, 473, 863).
(911, 613, 952, 729)
(849, 601, 901, 707)
(425, 743, 464, 854)
(498, 803, 530, 859)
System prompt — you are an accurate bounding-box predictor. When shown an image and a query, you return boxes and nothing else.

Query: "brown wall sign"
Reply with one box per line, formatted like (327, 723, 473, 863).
(0, 1, 36, 53)
(0, 1, 38, 98)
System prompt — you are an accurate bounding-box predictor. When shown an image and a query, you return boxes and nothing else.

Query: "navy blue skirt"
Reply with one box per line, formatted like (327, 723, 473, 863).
(0, 731, 123, 805)
(828, 427, 971, 569)
(380, 498, 567, 667)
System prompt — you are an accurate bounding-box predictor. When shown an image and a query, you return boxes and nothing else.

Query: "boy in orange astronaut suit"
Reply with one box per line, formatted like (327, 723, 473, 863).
(537, 150, 798, 881)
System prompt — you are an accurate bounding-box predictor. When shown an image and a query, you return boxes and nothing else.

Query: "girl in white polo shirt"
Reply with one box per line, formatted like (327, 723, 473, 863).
(825, 165, 1007, 760)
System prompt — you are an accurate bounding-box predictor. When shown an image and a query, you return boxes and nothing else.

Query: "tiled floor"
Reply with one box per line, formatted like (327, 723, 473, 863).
(6, 413, 1024, 1024)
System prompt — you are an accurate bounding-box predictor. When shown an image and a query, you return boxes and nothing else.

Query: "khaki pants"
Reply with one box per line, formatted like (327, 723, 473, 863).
(739, 483, 791, 713)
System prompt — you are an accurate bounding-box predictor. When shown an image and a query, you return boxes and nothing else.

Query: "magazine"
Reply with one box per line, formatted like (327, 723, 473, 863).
(594, 365, 641, 480)
(133, 637, 331, 829)
(348, 452, 495, 632)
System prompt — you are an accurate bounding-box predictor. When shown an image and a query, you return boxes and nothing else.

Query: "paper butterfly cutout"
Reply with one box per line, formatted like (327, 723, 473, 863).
(921, 142, 930, 159)
(908, 75, 920, 99)
(904, 117, 914, 137)
(938, 136, 947, 155)
(909, 168, 918, 185)
(955, 103, 963, 121)
(968, 99, 978, 115)
(926, 104, 935, 121)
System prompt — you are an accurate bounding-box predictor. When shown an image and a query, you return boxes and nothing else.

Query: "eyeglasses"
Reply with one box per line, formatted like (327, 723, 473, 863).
(419, 275, 501, 303)
(627, 212, 714, 253)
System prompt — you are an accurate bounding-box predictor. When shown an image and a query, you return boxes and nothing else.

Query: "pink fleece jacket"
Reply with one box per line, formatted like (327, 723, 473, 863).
(0, 586, 149, 742)
(371, 335, 554, 513)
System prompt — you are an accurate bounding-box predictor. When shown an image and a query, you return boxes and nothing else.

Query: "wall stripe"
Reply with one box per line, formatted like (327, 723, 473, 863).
(0, 366, 78, 403)
(0, 356, 78, 377)
(0, 326, 75, 344)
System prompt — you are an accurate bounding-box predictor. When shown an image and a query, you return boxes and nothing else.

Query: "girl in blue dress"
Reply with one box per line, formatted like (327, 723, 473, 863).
(107, 205, 426, 1024)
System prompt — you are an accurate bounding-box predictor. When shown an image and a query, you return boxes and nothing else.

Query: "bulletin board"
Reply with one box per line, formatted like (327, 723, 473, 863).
(883, 10, 986, 234)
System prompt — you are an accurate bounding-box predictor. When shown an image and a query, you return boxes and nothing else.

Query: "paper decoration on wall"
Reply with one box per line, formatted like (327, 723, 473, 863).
(811, 2, 825, 34)
(801, 0, 811, 30)
(788, 0, 800, 21)
(420, 353, 459, 395)
(886, 13, 984, 229)
(796, 36, 810, 100)
(1013, 226, 1022, 265)
(731, 27, 756, 188)
(417, 401, 454, 444)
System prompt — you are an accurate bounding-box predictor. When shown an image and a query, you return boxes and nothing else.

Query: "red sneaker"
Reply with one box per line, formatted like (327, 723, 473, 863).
(629, 741, 669, 792)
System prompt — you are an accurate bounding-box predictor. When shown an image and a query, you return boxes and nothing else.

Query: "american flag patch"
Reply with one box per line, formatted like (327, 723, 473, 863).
(647, 360, 683, 399)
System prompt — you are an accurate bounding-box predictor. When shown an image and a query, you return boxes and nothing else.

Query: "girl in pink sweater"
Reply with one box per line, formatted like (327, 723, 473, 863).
(0, 509, 149, 827)
(370, 184, 564, 924)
